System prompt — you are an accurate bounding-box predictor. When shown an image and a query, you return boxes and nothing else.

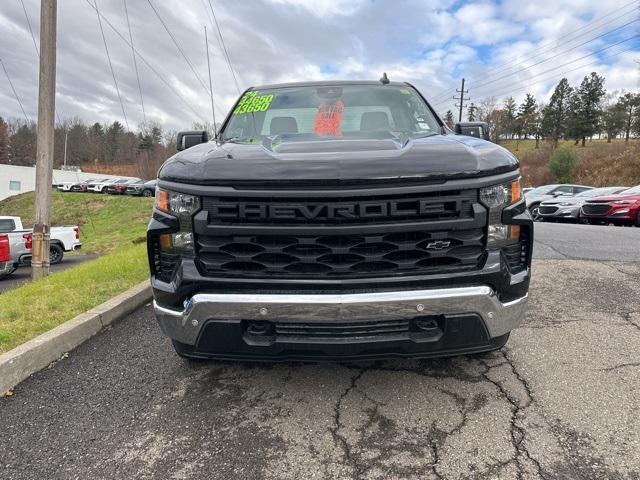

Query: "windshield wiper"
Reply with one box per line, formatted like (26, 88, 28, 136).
(403, 132, 439, 146)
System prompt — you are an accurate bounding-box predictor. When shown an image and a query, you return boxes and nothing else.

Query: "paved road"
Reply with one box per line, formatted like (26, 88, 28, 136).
(533, 222, 640, 261)
(0, 254, 96, 293)
(1, 226, 639, 479)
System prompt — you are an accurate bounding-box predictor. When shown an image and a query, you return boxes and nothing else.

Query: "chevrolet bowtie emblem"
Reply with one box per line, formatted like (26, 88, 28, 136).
(426, 240, 451, 250)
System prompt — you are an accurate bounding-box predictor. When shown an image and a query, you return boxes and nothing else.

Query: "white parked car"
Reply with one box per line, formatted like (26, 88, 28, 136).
(0, 216, 82, 265)
(57, 178, 99, 192)
(87, 178, 131, 193)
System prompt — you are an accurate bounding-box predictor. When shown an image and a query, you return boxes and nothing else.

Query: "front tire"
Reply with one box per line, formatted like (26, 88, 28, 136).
(530, 204, 542, 222)
(142, 189, 153, 197)
(49, 244, 64, 265)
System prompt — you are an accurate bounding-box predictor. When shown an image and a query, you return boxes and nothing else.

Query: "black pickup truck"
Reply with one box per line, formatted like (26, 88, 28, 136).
(148, 80, 532, 361)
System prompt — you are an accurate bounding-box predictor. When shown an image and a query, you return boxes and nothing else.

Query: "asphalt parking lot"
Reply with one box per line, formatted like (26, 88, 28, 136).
(1, 223, 639, 480)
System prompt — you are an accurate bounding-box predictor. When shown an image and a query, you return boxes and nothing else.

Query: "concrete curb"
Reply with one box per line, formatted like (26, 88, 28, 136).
(0, 281, 152, 394)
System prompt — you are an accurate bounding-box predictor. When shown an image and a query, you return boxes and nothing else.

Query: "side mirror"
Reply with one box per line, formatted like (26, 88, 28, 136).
(176, 130, 209, 151)
(454, 122, 491, 141)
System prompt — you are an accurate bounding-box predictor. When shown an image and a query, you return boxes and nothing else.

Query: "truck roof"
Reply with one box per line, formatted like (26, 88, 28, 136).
(249, 80, 410, 90)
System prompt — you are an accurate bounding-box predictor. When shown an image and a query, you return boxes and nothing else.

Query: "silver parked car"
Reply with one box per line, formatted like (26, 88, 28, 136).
(538, 187, 629, 222)
(525, 184, 594, 221)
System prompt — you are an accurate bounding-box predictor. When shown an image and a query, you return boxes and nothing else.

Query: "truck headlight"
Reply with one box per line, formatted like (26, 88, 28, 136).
(155, 188, 200, 216)
(155, 188, 200, 254)
(480, 179, 522, 247)
(480, 178, 522, 210)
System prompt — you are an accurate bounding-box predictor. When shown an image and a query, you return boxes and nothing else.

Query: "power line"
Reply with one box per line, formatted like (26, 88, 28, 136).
(0, 58, 30, 123)
(469, 2, 640, 86)
(93, 0, 129, 130)
(123, 0, 146, 125)
(473, 46, 636, 104)
(18, 0, 64, 125)
(83, 0, 207, 123)
(433, 43, 635, 109)
(146, 0, 209, 94)
(469, 34, 639, 99)
(207, 0, 241, 95)
(18, 0, 39, 57)
(432, 33, 639, 108)
(470, 19, 639, 92)
(429, 3, 639, 105)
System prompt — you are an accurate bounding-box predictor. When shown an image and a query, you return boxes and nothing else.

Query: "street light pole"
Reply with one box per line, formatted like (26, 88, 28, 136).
(63, 130, 68, 167)
(32, 0, 57, 280)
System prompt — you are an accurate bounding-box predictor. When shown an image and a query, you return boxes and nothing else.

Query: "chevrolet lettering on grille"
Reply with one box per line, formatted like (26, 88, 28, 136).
(208, 199, 456, 222)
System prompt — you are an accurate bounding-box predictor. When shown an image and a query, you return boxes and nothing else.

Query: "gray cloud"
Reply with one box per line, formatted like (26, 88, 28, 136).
(0, 0, 638, 131)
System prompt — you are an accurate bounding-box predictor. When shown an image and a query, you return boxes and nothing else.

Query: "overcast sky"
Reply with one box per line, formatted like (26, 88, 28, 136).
(0, 0, 638, 131)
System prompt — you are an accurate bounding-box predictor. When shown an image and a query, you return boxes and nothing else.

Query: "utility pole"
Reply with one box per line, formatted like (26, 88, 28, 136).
(32, 0, 57, 280)
(453, 78, 470, 122)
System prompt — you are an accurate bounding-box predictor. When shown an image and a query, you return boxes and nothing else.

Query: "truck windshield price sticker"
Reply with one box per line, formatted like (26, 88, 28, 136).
(234, 91, 274, 114)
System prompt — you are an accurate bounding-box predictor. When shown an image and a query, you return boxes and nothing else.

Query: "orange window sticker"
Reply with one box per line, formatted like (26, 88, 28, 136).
(314, 99, 344, 136)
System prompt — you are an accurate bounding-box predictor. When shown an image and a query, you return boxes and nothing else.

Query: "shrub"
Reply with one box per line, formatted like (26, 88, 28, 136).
(549, 147, 578, 183)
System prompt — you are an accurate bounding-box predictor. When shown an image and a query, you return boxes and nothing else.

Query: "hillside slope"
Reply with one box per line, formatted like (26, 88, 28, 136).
(501, 139, 640, 187)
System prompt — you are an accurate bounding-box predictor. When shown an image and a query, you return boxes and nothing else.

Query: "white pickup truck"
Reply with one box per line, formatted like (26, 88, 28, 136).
(0, 216, 82, 266)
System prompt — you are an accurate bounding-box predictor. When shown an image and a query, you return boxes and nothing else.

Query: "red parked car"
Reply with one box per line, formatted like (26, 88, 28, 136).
(580, 185, 640, 226)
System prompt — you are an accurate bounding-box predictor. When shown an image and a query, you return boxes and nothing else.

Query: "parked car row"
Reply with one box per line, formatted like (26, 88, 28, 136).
(57, 178, 156, 196)
(525, 184, 640, 226)
(0, 215, 81, 279)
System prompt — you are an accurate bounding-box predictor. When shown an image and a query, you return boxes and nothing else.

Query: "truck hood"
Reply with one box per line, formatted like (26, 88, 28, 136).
(158, 134, 519, 185)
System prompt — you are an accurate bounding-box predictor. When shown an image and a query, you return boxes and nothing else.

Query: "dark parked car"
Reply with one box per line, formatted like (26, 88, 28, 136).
(126, 180, 156, 197)
(148, 80, 532, 361)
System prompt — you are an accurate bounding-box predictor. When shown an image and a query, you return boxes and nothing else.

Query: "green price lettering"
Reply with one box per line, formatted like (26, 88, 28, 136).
(234, 92, 274, 114)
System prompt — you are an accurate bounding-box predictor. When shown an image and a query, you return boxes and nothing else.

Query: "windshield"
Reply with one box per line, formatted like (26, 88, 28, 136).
(527, 185, 558, 195)
(621, 185, 640, 195)
(576, 187, 626, 198)
(220, 84, 441, 143)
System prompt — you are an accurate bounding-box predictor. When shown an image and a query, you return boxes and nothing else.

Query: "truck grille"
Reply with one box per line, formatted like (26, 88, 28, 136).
(194, 188, 486, 279)
(274, 319, 410, 340)
(196, 229, 485, 278)
(582, 203, 610, 215)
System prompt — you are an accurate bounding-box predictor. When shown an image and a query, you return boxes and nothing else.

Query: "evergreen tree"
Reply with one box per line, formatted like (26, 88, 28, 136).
(444, 110, 455, 129)
(105, 121, 125, 163)
(467, 103, 477, 122)
(503, 97, 517, 139)
(517, 93, 537, 139)
(9, 122, 37, 166)
(566, 72, 606, 147)
(541, 78, 573, 148)
(0, 117, 9, 164)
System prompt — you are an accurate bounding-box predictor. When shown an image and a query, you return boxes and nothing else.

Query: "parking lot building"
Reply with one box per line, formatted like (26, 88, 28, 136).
(0, 164, 134, 201)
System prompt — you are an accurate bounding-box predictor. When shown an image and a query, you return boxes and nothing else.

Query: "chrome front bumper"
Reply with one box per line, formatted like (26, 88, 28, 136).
(154, 286, 529, 346)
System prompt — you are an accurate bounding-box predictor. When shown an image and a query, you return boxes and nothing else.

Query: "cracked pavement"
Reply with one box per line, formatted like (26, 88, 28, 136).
(1, 224, 639, 479)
